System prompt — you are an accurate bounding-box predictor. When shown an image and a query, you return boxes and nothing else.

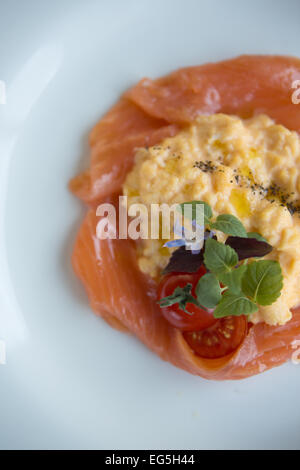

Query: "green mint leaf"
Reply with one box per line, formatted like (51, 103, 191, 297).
(195, 273, 222, 309)
(247, 232, 268, 243)
(211, 214, 248, 237)
(241, 260, 283, 306)
(204, 238, 238, 275)
(218, 264, 247, 294)
(178, 200, 212, 225)
(158, 284, 198, 314)
(214, 290, 258, 318)
(158, 285, 190, 307)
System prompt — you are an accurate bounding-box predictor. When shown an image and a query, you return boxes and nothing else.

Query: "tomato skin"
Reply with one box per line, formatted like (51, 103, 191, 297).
(183, 315, 248, 359)
(158, 269, 248, 358)
(157, 267, 218, 332)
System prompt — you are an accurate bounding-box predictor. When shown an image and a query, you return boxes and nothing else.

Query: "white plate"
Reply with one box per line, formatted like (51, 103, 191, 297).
(1, 0, 300, 450)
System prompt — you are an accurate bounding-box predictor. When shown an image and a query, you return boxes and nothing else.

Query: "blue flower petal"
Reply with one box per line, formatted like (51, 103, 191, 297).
(164, 239, 186, 248)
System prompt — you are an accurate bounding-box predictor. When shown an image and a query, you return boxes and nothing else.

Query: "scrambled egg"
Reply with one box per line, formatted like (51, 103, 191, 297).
(123, 114, 300, 326)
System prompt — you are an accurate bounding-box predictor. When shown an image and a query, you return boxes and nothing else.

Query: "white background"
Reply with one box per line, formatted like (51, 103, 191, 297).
(0, 0, 300, 450)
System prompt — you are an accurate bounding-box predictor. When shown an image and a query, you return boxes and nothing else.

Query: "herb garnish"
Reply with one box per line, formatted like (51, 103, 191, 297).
(178, 201, 248, 237)
(225, 236, 272, 261)
(158, 284, 199, 314)
(178, 200, 213, 226)
(241, 260, 283, 306)
(159, 201, 283, 320)
(211, 214, 248, 238)
(204, 238, 238, 274)
(195, 273, 222, 309)
(163, 231, 217, 274)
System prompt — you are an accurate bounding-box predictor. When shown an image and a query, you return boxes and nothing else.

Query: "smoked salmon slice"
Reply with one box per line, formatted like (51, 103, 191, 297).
(69, 100, 178, 206)
(126, 55, 300, 131)
(71, 55, 300, 379)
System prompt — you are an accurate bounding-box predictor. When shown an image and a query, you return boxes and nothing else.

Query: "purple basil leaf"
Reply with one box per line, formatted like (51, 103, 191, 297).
(225, 236, 273, 261)
(162, 246, 204, 274)
(163, 232, 216, 274)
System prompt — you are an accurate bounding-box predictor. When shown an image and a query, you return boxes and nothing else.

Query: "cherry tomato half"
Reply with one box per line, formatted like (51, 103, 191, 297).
(183, 315, 248, 359)
(157, 267, 217, 331)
